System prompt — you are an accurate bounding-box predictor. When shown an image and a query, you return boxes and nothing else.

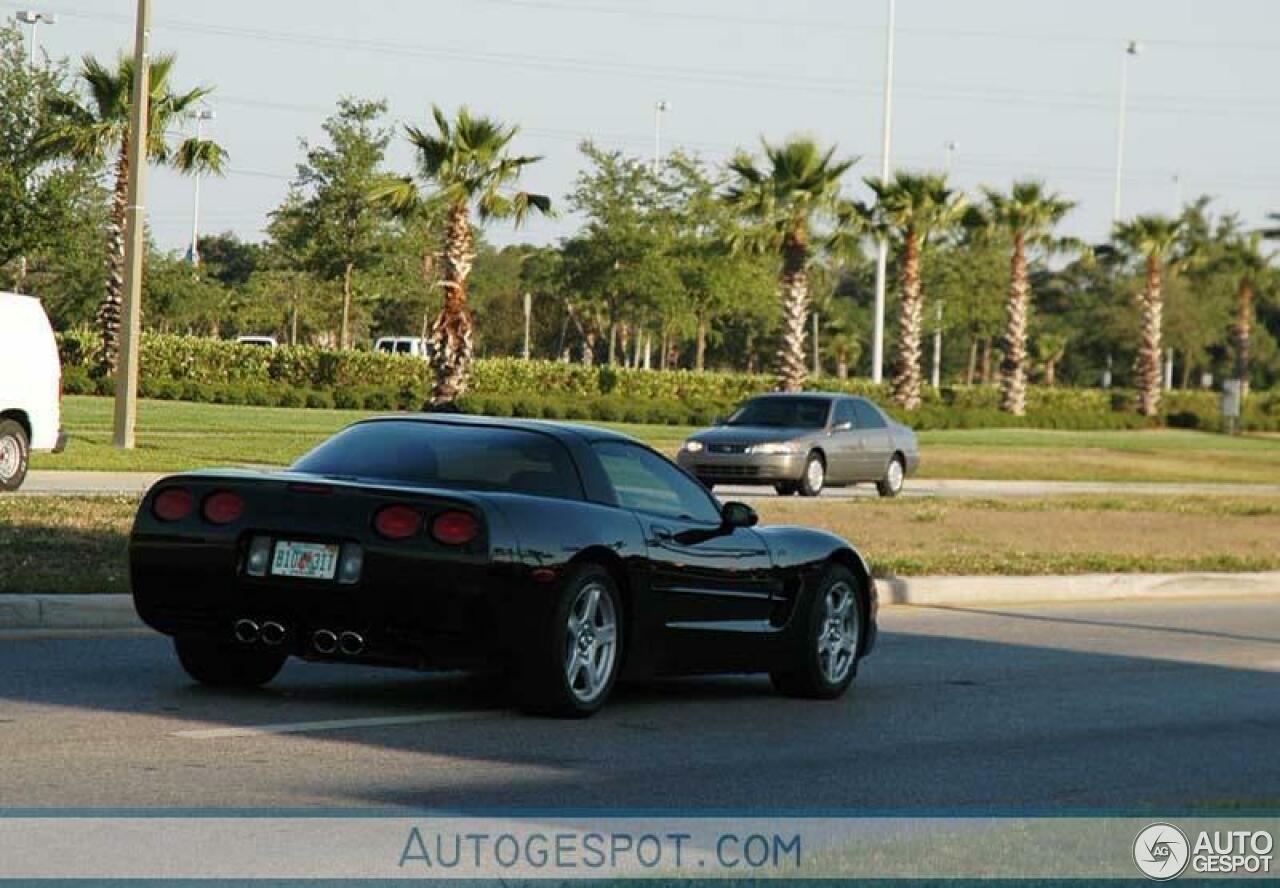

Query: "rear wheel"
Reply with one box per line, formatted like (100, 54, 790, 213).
(174, 637, 287, 688)
(798, 452, 825, 497)
(771, 565, 862, 700)
(774, 481, 799, 496)
(876, 454, 906, 498)
(0, 419, 30, 492)
(515, 564, 623, 717)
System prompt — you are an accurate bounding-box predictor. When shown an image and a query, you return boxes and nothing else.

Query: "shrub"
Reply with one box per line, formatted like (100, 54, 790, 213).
(305, 390, 334, 409)
(362, 389, 394, 411)
(333, 388, 362, 410)
(277, 388, 306, 408)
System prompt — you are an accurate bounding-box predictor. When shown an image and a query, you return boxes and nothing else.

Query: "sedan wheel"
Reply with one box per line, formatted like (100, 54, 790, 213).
(774, 481, 799, 496)
(876, 455, 905, 498)
(771, 565, 861, 699)
(798, 453, 825, 497)
(516, 563, 623, 717)
(0, 420, 30, 492)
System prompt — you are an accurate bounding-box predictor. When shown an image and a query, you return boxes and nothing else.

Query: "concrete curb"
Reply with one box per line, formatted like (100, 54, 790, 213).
(2, 572, 1279, 631)
(875, 571, 1280, 606)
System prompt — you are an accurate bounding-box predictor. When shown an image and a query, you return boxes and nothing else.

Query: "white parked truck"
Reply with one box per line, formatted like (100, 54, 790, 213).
(0, 292, 66, 490)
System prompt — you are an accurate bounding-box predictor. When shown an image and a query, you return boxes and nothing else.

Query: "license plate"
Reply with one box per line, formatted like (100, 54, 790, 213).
(270, 541, 339, 580)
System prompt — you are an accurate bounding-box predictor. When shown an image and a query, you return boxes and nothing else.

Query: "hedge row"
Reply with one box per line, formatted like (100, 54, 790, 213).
(57, 329, 1280, 431)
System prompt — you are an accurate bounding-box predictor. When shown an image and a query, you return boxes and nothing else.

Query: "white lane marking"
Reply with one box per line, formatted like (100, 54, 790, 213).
(171, 710, 503, 739)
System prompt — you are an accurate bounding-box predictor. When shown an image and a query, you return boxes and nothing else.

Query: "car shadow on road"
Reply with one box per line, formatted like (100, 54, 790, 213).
(0, 615, 1278, 809)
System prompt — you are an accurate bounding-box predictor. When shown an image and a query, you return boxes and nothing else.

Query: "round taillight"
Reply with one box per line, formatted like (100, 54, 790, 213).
(202, 491, 245, 525)
(153, 487, 194, 522)
(374, 505, 422, 540)
(432, 510, 479, 546)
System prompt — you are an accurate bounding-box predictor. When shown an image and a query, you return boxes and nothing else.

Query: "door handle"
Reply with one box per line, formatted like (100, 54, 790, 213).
(651, 526, 674, 543)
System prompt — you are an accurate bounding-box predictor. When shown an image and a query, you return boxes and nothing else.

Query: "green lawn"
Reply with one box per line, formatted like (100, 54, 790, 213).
(28, 395, 1280, 484)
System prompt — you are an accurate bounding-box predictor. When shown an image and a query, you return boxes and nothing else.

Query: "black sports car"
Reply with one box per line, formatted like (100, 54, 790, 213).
(130, 415, 878, 716)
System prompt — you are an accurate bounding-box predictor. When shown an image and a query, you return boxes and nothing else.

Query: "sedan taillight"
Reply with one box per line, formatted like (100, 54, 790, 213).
(431, 510, 479, 546)
(153, 487, 194, 522)
(374, 505, 422, 540)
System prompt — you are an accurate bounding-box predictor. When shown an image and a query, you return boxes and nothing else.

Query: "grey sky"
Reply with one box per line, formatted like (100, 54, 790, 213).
(11, 0, 1278, 253)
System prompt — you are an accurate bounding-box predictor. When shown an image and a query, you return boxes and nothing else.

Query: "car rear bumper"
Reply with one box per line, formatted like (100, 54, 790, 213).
(676, 451, 807, 484)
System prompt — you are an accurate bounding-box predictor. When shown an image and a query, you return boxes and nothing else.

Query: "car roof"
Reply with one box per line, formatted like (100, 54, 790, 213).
(354, 412, 644, 447)
(742, 391, 851, 401)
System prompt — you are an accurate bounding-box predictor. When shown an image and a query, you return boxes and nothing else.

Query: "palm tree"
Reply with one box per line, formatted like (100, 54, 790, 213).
(977, 181, 1074, 415)
(1033, 332, 1069, 386)
(724, 137, 857, 392)
(861, 171, 966, 410)
(373, 106, 550, 405)
(1226, 231, 1268, 397)
(39, 54, 226, 374)
(1113, 214, 1185, 417)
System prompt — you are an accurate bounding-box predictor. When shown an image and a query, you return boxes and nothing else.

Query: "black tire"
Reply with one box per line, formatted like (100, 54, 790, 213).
(774, 481, 799, 496)
(515, 563, 624, 718)
(876, 454, 906, 498)
(697, 477, 716, 492)
(0, 419, 30, 492)
(174, 637, 287, 688)
(771, 564, 863, 700)
(798, 452, 825, 497)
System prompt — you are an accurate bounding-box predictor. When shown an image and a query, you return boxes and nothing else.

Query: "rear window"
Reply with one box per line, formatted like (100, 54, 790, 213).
(292, 421, 582, 499)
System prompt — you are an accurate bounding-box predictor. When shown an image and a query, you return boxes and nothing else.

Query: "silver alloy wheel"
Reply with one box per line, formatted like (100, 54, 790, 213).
(886, 457, 904, 493)
(0, 436, 19, 482)
(805, 456, 825, 492)
(817, 581, 859, 685)
(564, 581, 618, 704)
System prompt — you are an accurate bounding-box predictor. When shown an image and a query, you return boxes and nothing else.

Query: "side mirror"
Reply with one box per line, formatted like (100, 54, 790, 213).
(831, 421, 854, 432)
(721, 501, 759, 529)
(712, 415, 727, 426)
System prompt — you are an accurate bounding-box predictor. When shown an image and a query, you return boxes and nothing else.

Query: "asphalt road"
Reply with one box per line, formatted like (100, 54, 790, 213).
(1, 597, 1276, 809)
(19, 469, 1280, 499)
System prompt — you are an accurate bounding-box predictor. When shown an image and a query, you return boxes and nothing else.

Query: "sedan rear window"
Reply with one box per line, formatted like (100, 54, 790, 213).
(292, 421, 582, 499)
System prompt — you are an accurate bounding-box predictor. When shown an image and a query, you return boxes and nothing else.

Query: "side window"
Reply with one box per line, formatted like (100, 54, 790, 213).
(853, 399, 888, 429)
(832, 400, 857, 429)
(594, 442, 722, 524)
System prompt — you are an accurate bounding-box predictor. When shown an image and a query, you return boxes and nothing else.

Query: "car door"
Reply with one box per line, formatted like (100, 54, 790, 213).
(853, 399, 893, 480)
(826, 398, 862, 482)
(592, 441, 779, 668)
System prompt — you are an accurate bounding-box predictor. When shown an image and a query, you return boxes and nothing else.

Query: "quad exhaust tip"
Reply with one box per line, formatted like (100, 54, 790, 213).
(312, 629, 338, 654)
(338, 631, 365, 656)
(233, 619, 260, 644)
(259, 621, 286, 646)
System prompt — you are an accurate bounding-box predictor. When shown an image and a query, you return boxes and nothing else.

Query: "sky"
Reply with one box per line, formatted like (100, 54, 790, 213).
(8, 0, 1278, 254)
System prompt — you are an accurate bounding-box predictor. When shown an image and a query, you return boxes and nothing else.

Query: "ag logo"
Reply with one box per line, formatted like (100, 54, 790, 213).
(1134, 823, 1190, 880)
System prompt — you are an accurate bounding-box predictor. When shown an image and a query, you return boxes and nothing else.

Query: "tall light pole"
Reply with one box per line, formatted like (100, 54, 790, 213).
(187, 107, 215, 265)
(1112, 39, 1142, 225)
(113, 0, 151, 450)
(870, 0, 896, 384)
(943, 140, 959, 177)
(653, 100, 670, 173)
(930, 301, 943, 388)
(16, 10, 56, 67)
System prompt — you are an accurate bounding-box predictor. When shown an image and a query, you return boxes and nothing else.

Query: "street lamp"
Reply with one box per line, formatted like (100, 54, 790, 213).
(187, 107, 215, 266)
(15, 10, 56, 67)
(653, 100, 670, 173)
(1112, 39, 1142, 225)
(943, 140, 960, 176)
(870, 0, 896, 384)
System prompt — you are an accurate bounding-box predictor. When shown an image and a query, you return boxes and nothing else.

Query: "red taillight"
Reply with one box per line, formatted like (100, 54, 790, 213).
(202, 491, 245, 525)
(432, 510, 480, 546)
(153, 487, 194, 522)
(374, 505, 422, 540)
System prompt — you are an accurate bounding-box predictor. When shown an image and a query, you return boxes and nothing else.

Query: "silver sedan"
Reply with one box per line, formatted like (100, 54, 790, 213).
(675, 393, 920, 497)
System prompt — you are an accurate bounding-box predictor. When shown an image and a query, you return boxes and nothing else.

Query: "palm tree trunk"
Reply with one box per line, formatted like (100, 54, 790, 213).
(1136, 254, 1164, 417)
(980, 337, 992, 384)
(965, 336, 978, 385)
(1234, 278, 1253, 399)
(776, 228, 809, 392)
(97, 144, 130, 376)
(891, 229, 924, 410)
(998, 231, 1030, 415)
(659, 327, 669, 371)
(695, 315, 708, 372)
(340, 261, 354, 350)
(429, 202, 476, 406)
(1044, 359, 1056, 387)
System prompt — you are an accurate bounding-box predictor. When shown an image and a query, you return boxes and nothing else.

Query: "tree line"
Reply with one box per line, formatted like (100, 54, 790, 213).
(3, 29, 1277, 416)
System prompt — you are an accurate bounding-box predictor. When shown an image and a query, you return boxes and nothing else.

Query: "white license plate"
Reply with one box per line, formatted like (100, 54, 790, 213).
(270, 541, 339, 580)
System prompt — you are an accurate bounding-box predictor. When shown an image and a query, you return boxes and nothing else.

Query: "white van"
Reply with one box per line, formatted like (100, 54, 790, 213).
(0, 292, 65, 490)
(374, 336, 429, 359)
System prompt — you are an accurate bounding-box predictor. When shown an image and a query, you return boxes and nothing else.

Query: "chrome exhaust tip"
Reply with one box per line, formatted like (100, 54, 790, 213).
(260, 621, 286, 646)
(312, 629, 338, 654)
(338, 631, 365, 656)
(233, 619, 260, 644)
